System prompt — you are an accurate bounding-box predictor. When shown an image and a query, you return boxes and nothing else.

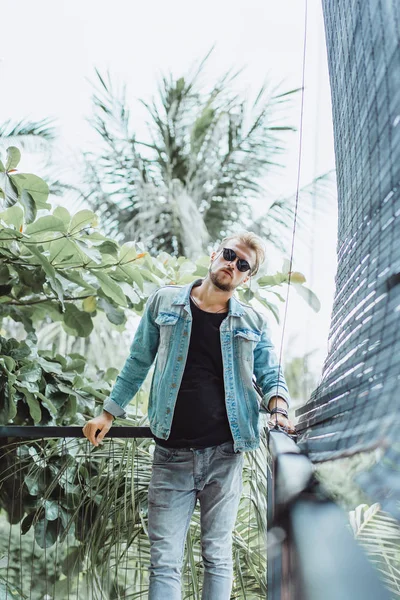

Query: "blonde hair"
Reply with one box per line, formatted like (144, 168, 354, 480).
(217, 231, 266, 275)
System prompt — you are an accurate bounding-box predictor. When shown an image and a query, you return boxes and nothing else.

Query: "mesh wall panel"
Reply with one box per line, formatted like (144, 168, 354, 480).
(296, 0, 400, 517)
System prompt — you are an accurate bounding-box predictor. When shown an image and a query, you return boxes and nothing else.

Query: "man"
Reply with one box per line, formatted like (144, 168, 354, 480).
(83, 231, 294, 599)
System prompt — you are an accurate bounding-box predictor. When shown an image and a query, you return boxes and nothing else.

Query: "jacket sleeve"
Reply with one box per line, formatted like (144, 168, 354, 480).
(253, 319, 291, 412)
(102, 292, 160, 418)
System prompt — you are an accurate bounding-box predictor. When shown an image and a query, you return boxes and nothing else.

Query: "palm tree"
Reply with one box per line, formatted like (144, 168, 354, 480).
(0, 117, 56, 154)
(82, 53, 335, 260)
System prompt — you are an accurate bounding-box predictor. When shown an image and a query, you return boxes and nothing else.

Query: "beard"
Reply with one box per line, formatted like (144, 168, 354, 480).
(209, 266, 235, 292)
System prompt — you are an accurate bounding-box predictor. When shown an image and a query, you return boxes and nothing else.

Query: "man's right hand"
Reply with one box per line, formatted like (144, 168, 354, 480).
(82, 411, 114, 446)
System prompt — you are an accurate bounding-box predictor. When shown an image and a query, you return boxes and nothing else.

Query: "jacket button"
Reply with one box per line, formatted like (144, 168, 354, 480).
(177, 356, 183, 361)
(183, 331, 188, 336)
(166, 408, 171, 414)
(171, 383, 177, 389)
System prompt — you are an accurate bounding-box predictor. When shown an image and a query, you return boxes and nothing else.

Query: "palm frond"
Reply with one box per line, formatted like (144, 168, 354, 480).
(349, 503, 400, 598)
(0, 118, 57, 153)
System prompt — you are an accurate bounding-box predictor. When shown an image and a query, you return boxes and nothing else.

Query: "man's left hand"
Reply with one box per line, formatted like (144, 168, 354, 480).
(267, 413, 296, 434)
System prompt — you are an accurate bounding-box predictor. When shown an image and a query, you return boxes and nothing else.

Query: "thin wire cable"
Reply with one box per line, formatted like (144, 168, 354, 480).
(274, 0, 309, 426)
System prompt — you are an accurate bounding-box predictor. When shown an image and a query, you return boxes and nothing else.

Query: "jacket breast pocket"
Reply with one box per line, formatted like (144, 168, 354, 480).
(155, 312, 180, 363)
(234, 329, 261, 363)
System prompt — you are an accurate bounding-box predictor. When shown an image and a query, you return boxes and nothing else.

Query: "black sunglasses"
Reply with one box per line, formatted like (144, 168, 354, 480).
(222, 248, 252, 273)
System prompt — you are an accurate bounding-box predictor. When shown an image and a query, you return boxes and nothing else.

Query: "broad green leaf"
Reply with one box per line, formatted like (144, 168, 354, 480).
(0, 205, 24, 230)
(17, 363, 42, 383)
(69, 210, 98, 233)
(49, 237, 77, 264)
(10, 173, 49, 209)
(0, 159, 5, 172)
(257, 273, 287, 286)
(289, 271, 306, 284)
(119, 242, 137, 263)
(36, 391, 57, 416)
(82, 296, 97, 313)
(19, 189, 37, 224)
(0, 355, 15, 371)
(25, 245, 64, 304)
(5, 147, 21, 171)
(34, 518, 59, 549)
(115, 264, 144, 290)
(44, 500, 60, 521)
(75, 239, 102, 264)
(53, 206, 71, 224)
(93, 271, 128, 307)
(1, 173, 18, 207)
(59, 270, 97, 293)
(97, 296, 126, 325)
(292, 283, 321, 312)
(63, 304, 94, 337)
(23, 389, 42, 424)
(25, 215, 66, 236)
(97, 240, 119, 256)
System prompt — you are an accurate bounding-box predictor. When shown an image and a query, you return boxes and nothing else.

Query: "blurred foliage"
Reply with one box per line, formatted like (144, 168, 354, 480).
(82, 53, 336, 259)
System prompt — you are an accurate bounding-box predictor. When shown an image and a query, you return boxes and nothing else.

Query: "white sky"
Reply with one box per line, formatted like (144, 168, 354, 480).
(0, 0, 337, 382)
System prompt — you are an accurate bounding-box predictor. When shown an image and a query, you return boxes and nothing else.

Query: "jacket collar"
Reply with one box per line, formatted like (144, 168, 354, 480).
(172, 279, 245, 317)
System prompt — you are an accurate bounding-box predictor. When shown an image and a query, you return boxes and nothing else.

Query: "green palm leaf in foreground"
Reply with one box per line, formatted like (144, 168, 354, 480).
(349, 503, 400, 599)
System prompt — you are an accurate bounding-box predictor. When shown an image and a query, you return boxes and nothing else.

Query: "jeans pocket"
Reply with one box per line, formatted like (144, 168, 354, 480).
(216, 441, 241, 458)
(153, 444, 175, 464)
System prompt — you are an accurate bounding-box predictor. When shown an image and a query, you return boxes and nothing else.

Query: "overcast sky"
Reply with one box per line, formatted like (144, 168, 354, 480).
(0, 0, 338, 382)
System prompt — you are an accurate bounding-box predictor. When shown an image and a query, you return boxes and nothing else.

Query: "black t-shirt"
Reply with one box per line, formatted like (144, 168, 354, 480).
(155, 297, 233, 448)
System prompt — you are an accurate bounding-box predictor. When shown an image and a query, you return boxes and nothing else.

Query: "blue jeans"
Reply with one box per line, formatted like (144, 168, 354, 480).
(148, 441, 244, 599)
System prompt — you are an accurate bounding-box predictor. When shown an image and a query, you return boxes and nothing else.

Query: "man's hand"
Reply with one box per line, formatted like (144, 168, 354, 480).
(267, 412, 296, 434)
(82, 411, 114, 446)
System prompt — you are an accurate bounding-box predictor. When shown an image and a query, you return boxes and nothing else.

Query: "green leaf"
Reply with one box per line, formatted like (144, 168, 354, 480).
(25, 215, 66, 236)
(63, 304, 94, 337)
(83, 296, 97, 313)
(49, 237, 78, 264)
(69, 209, 98, 233)
(1, 173, 19, 207)
(19, 189, 37, 224)
(119, 242, 137, 263)
(97, 240, 119, 256)
(5, 147, 21, 171)
(34, 518, 59, 549)
(23, 390, 42, 424)
(25, 245, 64, 305)
(17, 362, 42, 383)
(53, 206, 71, 224)
(74, 239, 102, 264)
(292, 283, 321, 312)
(10, 173, 50, 209)
(0, 159, 5, 173)
(97, 296, 126, 325)
(59, 270, 97, 293)
(93, 271, 128, 307)
(36, 391, 58, 416)
(44, 500, 60, 521)
(257, 273, 287, 286)
(0, 205, 24, 229)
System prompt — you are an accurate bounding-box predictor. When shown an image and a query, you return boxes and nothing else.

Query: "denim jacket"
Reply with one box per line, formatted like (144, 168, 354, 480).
(103, 279, 290, 452)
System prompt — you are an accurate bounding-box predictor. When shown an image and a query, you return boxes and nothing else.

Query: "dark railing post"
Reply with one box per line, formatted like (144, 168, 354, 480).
(266, 427, 391, 600)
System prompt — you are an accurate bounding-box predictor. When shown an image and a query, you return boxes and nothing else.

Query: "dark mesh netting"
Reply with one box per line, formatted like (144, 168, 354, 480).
(295, 0, 400, 518)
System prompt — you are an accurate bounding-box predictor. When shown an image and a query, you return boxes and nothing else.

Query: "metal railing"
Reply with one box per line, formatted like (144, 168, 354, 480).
(0, 425, 392, 599)
(266, 427, 391, 600)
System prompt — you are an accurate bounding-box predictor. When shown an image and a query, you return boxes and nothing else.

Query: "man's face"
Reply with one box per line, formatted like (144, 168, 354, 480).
(209, 241, 256, 292)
